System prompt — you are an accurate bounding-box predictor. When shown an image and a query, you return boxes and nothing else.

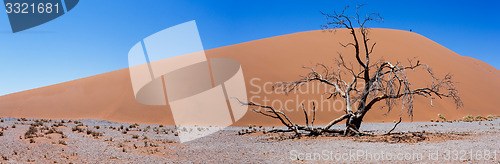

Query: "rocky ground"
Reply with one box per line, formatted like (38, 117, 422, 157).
(0, 117, 498, 163)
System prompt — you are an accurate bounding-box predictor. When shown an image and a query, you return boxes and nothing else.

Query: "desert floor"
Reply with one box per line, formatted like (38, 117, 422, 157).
(0, 117, 498, 163)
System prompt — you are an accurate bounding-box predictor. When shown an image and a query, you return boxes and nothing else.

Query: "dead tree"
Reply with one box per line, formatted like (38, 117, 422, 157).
(238, 5, 463, 138)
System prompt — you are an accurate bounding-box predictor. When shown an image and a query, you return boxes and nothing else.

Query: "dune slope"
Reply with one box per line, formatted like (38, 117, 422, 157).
(0, 29, 498, 126)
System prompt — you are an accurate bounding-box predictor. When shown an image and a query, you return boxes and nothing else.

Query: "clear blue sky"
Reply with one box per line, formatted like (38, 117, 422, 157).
(0, 0, 499, 96)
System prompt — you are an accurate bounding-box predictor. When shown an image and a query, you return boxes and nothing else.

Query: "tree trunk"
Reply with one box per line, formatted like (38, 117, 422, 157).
(345, 115, 363, 136)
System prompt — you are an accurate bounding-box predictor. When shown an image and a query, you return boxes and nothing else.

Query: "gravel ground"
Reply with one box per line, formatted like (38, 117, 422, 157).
(0, 117, 498, 163)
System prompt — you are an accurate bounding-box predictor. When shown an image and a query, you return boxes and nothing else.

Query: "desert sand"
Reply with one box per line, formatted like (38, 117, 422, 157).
(0, 28, 498, 126)
(0, 117, 498, 163)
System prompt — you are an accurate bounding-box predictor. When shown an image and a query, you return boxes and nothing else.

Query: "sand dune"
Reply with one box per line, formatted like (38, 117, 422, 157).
(0, 29, 498, 126)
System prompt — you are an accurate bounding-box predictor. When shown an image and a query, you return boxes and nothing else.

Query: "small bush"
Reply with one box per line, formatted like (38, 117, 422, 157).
(438, 114, 446, 121)
(25, 126, 38, 139)
(129, 123, 139, 129)
(463, 114, 474, 122)
(86, 130, 102, 138)
(58, 140, 67, 145)
(475, 115, 485, 121)
(53, 123, 64, 127)
(72, 126, 85, 133)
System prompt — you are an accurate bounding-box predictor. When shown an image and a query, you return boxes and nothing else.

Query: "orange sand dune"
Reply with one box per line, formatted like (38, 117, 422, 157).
(0, 29, 498, 126)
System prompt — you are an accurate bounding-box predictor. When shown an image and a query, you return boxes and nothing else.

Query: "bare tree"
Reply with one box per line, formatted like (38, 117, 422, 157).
(238, 5, 463, 138)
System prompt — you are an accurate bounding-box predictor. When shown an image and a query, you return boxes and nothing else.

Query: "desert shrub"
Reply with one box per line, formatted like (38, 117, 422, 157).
(0, 131, 3, 136)
(438, 114, 446, 121)
(132, 135, 139, 139)
(58, 140, 67, 145)
(475, 115, 485, 121)
(129, 123, 139, 129)
(53, 123, 64, 127)
(72, 126, 85, 133)
(29, 138, 35, 143)
(159, 124, 164, 128)
(11, 124, 16, 128)
(463, 114, 474, 122)
(86, 130, 102, 138)
(94, 126, 100, 129)
(25, 126, 38, 138)
(31, 120, 43, 127)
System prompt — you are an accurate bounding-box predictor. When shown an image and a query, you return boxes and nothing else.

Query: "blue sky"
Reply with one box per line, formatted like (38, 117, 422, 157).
(0, 0, 499, 96)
